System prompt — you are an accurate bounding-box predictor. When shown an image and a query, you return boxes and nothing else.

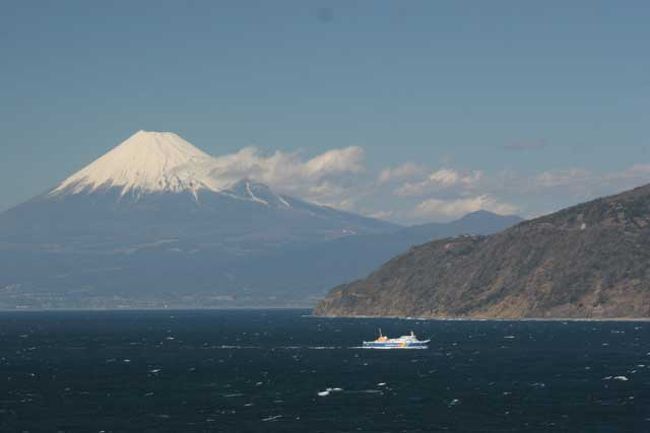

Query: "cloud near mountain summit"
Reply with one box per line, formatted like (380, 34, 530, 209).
(201, 146, 364, 208)
(189, 143, 650, 224)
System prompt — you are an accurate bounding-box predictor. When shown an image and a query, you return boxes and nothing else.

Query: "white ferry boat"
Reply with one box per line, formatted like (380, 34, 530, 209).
(362, 329, 429, 349)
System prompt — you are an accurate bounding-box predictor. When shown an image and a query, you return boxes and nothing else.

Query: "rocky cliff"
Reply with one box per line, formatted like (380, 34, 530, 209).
(314, 184, 650, 319)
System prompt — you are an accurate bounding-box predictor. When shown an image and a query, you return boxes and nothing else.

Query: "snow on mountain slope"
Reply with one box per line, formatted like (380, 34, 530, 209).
(223, 179, 292, 208)
(50, 130, 222, 196)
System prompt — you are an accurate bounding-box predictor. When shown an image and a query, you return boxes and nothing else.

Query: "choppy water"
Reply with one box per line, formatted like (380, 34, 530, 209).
(1, 309, 649, 432)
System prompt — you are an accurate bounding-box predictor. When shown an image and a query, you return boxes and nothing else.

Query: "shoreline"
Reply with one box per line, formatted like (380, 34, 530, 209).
(0, 306, 312, 313)
(307, 313, 650, 322)
(0, 308, 647, 322)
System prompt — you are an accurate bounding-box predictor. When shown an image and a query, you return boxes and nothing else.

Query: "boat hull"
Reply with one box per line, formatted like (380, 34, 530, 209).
(362, 340, 429, 349)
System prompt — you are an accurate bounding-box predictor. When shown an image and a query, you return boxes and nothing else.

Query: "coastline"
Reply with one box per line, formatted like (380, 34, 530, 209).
(307, 313, 650, 322)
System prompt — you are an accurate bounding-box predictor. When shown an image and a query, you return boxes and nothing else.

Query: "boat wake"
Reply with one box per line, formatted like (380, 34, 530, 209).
(211, 345, 342, 350)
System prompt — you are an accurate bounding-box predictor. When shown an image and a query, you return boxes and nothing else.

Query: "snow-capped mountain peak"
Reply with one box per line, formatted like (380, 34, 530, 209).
(51, 130, 221, 196)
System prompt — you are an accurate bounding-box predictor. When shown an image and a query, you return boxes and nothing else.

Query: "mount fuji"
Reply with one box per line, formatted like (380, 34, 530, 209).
(0, 131, 520, 309)
(0, 131, 399, 308)
(8, 131, 394, 246)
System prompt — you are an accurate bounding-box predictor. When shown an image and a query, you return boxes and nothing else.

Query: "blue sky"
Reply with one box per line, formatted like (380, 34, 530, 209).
(1, 1, 650, 222)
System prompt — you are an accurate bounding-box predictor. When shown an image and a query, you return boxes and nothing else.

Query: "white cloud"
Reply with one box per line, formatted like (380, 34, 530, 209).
(367, 210, 395, 220)
(304, 147, 365, 178)
(530, 165, 650, 200)
(411, 195, 518, 221)
(607, 164, 650, 183)
(194, 146, 650, 225)
(304, 180, 359, 209)
(207, 146, 363, 184)
(395, 168, 483, 197)
(202, 146, 365, 208)
(429, 168, 481, 186)
(534, 168, 591, 188)
(378, 163, 426, 184)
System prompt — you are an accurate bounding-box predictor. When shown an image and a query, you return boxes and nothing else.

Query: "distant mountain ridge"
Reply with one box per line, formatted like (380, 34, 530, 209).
(240, 210, 523, 298)
(314, 184, 650, 319)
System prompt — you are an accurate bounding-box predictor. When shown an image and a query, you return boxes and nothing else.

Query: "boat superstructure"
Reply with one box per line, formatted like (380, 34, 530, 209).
(362, 329, 430, 349)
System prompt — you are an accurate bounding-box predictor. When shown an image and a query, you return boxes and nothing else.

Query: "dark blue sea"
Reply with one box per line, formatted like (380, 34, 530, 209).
(1, 309, 649, 432)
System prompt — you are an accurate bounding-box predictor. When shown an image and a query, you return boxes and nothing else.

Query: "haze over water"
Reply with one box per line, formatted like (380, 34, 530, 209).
(1, 309, 648, 432)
